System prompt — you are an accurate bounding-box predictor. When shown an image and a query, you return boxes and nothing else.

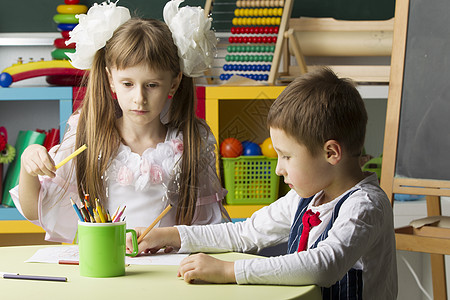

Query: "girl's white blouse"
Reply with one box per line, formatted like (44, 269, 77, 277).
(11, 113, 228, 243)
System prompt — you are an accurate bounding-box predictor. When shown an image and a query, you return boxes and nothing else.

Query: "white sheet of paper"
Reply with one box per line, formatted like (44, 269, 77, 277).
(25, 246, 189, 266)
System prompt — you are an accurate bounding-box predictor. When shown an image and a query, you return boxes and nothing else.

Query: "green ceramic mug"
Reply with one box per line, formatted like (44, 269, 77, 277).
(78, 221, 138, 277)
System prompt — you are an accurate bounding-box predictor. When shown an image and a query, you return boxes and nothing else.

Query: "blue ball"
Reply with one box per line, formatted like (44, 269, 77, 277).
(0, 72, 13, 87)
(242, 141, 262, 156)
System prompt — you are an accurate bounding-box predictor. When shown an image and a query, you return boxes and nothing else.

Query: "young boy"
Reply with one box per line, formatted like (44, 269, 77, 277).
(128, 68, 397, 299)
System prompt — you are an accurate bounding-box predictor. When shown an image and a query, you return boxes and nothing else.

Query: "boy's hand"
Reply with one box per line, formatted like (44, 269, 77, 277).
(126, 227, 181, 255)
(21, 144, 55, 178)
(177, 253, 236, 284)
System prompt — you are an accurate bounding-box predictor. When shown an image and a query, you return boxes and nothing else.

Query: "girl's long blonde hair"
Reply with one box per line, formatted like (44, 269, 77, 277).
(75, 18, 207, 225)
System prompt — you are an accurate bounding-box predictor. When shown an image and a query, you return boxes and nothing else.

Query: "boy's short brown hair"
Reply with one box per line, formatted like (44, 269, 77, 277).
(267, 68, 367, 156)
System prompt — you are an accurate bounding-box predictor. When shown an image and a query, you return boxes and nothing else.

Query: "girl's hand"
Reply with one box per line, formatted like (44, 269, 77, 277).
(126, 227, 181, 255)
(21, 144, 56, 178)
(177, 253, 236, 284)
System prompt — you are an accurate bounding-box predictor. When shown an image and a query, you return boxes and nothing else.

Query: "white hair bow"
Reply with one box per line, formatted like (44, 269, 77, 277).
(163, 0, 217, 77)
(65, 1, 131, 70)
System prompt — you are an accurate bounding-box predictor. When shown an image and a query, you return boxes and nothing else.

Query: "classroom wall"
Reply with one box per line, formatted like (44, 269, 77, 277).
(0, 0, 395, 32)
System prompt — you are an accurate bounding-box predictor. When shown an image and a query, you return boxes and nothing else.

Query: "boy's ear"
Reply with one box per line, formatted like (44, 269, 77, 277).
(323, 140, 342, 165)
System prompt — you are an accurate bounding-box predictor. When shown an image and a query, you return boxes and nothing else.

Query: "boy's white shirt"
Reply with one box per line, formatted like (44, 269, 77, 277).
(177, 173, 397, 299)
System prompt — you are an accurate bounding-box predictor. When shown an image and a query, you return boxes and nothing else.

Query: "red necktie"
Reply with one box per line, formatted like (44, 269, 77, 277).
(297, 209, 322, 252)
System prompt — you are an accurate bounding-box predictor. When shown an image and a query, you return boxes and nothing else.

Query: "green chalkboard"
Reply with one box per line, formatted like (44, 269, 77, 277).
(1, 0, 394, 33)
(0, 0, 205, 32)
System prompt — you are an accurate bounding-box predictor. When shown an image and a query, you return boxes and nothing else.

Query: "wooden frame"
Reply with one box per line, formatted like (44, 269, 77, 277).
(380, 0, 449, 298)
(273, 17, 393, 84)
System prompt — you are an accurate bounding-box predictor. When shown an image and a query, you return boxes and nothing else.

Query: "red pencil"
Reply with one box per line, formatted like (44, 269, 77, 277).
(113, 206, 126, 222)
(58, 260, 79, 265)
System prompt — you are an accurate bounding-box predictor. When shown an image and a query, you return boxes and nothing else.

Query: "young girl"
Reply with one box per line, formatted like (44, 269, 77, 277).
(11, 1, 228, 243)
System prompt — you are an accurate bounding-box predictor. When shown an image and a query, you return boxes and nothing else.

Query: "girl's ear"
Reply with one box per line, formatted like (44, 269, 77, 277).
(323, 140, 342, 165)
(169, 72, 182, 96)
(105, 67, 115, 93)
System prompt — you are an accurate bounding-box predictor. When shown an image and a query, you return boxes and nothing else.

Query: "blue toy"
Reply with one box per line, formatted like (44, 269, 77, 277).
(242, 141, 262, 156)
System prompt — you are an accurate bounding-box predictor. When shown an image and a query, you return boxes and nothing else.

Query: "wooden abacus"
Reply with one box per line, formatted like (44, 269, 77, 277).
(204, 0, 294, 85)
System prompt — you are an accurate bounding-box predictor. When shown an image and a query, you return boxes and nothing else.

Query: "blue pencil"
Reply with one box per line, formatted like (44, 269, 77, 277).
(70, 198, 84, 222)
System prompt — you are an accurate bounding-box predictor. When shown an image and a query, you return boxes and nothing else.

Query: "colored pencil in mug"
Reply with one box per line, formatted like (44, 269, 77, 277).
(70, 198, 84, 222)
(112, 206, 126, 223)
(95, 199, 106, 223)
(55, 144, 87, 169)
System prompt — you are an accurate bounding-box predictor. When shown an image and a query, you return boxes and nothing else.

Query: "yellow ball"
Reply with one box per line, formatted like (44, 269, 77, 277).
(232, 18, 238, 26)
(261, 137, 277, 157)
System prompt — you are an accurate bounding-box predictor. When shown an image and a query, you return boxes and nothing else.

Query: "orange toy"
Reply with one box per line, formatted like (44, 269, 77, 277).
(220, 138, 243, 158)
(260, 137, 277, 157)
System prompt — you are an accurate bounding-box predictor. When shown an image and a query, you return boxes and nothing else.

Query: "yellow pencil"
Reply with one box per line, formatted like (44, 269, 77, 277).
(93, 210, 101, 223)
(55, 144, 87, 169)
(96, 199, 106, 223)
(137, 204, 172, 243)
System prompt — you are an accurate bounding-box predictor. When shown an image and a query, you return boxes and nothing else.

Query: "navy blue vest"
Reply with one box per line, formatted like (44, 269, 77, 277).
(287, 190, 363, 300)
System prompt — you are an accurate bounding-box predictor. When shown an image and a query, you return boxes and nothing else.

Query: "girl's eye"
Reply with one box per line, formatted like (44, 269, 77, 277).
(147, 83, 158, 88)
(282, 156, 290, 160)
(123, 82, 133, 87)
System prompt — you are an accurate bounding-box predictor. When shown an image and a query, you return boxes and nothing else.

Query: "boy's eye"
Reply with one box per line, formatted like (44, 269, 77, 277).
(283, 156, 290, 160)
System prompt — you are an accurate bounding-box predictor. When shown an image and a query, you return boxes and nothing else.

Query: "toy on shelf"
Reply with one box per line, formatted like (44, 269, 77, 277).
(241, 140, 262, 156)
(52, 0, 87, 62)
(2, 130, 46, 207)
(205, 0, 292, 84)
(220, 137, 243, 158)
(50, 0, 88, 85)
(0, 0, 88, 87)
(0, 59, 85, 87)
(220, 137, 279, 205)
(219, 1, 283, 82)
(0, 127, 16, 165)
(260, 137, 277, 157)
(0, 126, 16, 205)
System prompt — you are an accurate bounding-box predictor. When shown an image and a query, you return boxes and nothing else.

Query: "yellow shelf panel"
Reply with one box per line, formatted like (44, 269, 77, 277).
(224, 204, 267, 219)
(0, 220, 45, 234)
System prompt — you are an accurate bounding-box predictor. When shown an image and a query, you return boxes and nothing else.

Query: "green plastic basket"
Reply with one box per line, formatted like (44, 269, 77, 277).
(222, 156, 279, 205)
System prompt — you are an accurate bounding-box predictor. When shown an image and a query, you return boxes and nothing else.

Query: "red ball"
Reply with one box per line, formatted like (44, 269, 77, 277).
(220, 138, 243, 158)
